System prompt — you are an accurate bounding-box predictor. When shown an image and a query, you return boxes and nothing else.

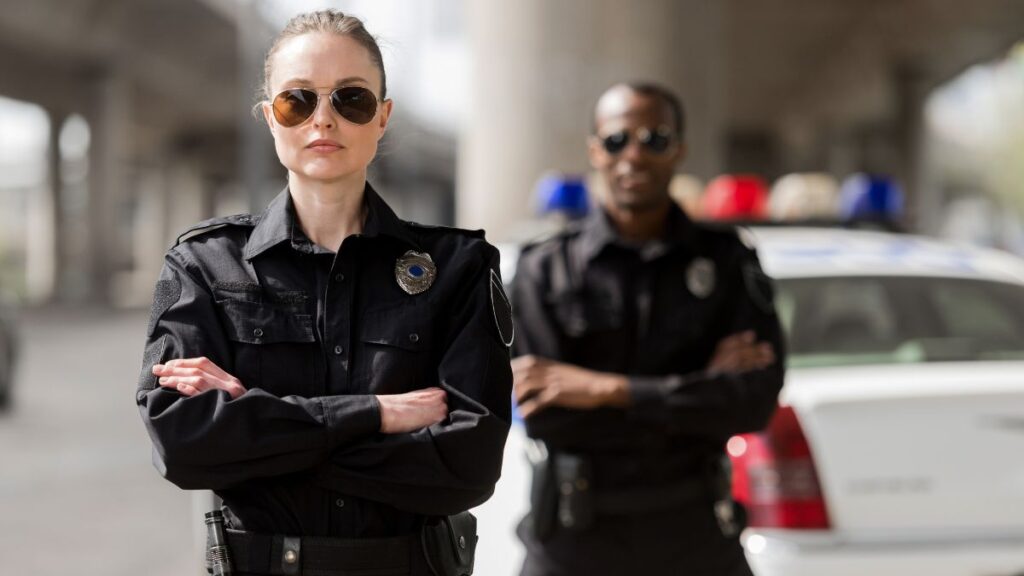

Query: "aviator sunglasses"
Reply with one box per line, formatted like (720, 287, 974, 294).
(600, 125, 675, 155)
(271, 86, 380, 127)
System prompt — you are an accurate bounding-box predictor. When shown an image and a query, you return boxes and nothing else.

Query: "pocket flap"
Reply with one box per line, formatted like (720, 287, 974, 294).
(359, 305, 430, 351)
(220, 298, 314, 344)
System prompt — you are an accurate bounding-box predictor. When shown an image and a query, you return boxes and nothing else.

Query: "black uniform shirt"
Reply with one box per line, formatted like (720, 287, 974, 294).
(137, 185, 513, 538)
(512, 204, 785, 491)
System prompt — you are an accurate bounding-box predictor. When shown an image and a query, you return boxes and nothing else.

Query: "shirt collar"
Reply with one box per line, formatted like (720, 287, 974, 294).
(244, 182, 420, 260)
(578, 201, 699, 263)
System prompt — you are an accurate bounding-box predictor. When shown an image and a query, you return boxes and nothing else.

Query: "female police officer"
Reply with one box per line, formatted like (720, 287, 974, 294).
(135, 10, 513, 576)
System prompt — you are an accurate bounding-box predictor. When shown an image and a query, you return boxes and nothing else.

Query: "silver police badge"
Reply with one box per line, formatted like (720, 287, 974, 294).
(395, 251, 437, 295)
(686, 257, 716, 298)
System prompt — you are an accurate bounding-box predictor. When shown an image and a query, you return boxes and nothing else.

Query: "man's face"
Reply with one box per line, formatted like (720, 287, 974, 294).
(588, 87, 686, 212)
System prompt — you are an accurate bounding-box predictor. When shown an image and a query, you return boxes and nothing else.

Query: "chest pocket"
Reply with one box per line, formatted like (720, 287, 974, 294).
(654, 284, 726, 370)
(550, 289, 624, 338)
(215, 287, 319, 398)
(353, 303, 435, 394)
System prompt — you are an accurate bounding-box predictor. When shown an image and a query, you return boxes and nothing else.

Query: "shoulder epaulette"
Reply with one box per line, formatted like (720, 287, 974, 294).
(520, 222, 582, 254)
(404, 221, 486, 239)
(175, 214, 256, 246)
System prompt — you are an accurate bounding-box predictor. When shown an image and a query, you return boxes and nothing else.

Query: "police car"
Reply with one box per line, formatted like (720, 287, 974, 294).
(732, 226, 1024, 576)
(476, 226, 1024, 576)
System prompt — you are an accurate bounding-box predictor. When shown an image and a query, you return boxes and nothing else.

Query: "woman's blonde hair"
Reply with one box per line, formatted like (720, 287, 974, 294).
(260, 10, 387, 104)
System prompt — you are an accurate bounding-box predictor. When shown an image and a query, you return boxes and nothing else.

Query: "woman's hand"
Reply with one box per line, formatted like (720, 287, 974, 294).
(376, 387, 448, 433)
(152, 357, 247, 399)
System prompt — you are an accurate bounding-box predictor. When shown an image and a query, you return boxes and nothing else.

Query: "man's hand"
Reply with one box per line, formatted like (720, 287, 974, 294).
(152, 357, 247, 399)
(512, 355, 629, 419)
(376, 387, 448, 434)
(707, 330, 775, 375)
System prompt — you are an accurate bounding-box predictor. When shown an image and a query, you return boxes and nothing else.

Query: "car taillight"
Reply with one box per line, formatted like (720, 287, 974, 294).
(727, 406, 830, 529)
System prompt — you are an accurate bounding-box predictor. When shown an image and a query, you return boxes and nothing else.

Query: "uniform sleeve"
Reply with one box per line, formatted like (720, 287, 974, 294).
(511, 245, 614, 446)
(136, 250, 381, 490)
(511, 246, 565, 359)
(627, 246, 786, 437)
(315, 245, 513, 516)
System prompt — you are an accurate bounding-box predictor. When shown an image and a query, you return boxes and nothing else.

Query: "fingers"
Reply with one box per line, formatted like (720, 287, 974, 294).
(519, 387, 559, 419)
(511, 354, 544, 372)
(191, 357, 233, 381)
(152, 357, 247, 399)
(158, 357, 233, 381)
(512, 355, 551, 403)
(154, 370, 246, 399)
(513, 376, 544, 404)
(713, 331, 756, 354)
(708, 332, 776, 374)
(157, 375, 207, 396)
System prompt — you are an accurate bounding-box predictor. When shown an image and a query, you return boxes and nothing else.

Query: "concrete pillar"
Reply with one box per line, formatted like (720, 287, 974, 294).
(86, 70, 131, 305)
(167, 157, 208, 244)
(458, 0, 726, 241)
(238, 4, 281, 213)
(25, 110, 62, 304)
(894, 67, 934, 232)
(125, 166, 170, 306)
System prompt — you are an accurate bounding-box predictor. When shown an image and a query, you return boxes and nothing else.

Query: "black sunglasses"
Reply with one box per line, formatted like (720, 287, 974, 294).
(600, 125, 675, 155)
(271, 86, 380, 127)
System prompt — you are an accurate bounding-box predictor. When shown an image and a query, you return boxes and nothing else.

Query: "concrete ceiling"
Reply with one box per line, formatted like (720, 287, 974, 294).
(726, 0, 1024, 131)
(2, 0, 1021, 172)
(0, 0, 240, 133)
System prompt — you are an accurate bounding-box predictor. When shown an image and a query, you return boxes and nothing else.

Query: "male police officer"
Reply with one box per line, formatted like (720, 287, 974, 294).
(512, 82, 785, 576)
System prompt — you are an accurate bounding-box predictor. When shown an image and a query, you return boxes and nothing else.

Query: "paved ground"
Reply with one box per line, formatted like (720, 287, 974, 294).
(0, 307, 529, 576)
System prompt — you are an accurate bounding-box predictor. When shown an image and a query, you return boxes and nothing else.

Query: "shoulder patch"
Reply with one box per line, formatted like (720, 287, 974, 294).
(404, 221, 485, 239)
(489, 269, 514, 347)
(147, 279, 181, 336)
(175, 214, 255, 245)
(137, 335, 167, 394)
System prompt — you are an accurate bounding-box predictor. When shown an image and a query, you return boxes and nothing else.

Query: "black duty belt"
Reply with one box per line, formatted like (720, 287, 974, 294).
(594, 477, 711, 515)
(218, 528, 416, 576)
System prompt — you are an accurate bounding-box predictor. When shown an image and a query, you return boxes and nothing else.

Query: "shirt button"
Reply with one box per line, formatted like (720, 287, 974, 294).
(408, 333, 420, 343)
(253, 328, 264, 338)
(335, 498, 345, 508)
(334, 345, 344, 355)
(334, 273, 345, 282)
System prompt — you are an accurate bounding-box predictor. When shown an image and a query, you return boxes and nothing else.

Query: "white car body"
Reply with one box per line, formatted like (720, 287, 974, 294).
(740, 227, 1024, 576)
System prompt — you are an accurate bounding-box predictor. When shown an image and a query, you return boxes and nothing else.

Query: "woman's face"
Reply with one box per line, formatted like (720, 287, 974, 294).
(262, 33, 392, 185)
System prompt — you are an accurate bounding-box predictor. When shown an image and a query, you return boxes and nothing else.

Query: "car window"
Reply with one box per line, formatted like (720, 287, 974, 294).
(930, 282, 1021, 341)
(776, 276, 1024, 368)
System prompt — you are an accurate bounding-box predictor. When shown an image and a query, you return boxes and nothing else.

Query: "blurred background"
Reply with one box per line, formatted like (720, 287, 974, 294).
(1, 1, 1024, 575)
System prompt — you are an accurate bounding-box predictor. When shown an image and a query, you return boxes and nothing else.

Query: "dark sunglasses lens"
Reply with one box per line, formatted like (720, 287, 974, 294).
(273, 89, 318, 127)
(331, 87, 378, 125)
(602, 131, 629, 154)
(644, 131, 671, 154)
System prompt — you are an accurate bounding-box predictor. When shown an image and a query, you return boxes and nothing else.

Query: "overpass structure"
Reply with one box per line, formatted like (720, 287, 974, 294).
(1, 0, 1022, 304)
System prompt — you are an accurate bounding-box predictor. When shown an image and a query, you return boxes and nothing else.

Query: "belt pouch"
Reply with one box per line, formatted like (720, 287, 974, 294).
(421, 511, 477, 576)
(554, 452, 595, 531)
